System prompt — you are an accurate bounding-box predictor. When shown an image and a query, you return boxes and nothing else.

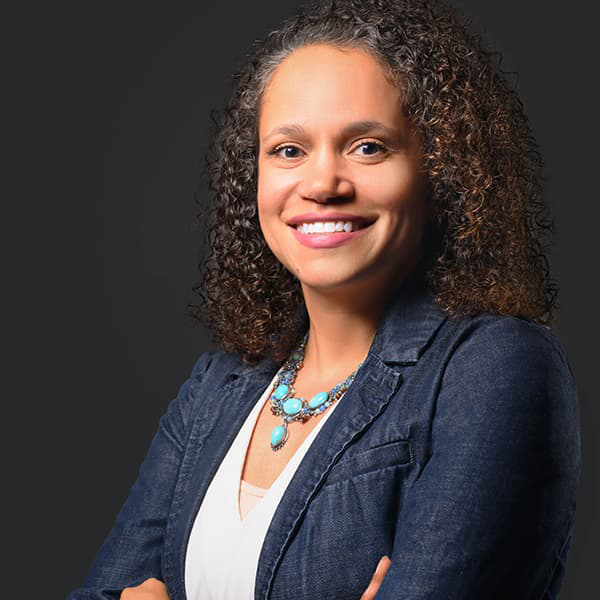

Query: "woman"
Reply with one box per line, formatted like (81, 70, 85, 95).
(68, 0, 581, 598)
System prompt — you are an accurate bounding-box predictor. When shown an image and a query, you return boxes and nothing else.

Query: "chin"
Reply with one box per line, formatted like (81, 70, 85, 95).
(298, 272, 367, 292)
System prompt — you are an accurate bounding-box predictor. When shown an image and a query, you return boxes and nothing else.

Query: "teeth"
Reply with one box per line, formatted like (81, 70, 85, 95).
(296, 220, 359, 234)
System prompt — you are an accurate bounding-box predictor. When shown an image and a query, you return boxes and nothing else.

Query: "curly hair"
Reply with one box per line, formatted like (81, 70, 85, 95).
(188, 0, 557, 365)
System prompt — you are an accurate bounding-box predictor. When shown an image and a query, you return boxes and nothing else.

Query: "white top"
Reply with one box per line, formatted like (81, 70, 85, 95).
(184, 371, 343, 600)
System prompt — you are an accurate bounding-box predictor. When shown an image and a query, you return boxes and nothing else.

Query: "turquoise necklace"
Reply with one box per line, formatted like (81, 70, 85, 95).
(269, 332, 364, 451)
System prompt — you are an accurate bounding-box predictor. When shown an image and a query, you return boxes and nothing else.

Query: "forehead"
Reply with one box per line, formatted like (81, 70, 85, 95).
(258, 44, 405, 136)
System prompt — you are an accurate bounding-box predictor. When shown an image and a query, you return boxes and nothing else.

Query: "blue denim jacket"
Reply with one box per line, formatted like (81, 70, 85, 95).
(68, 273, 581, 600)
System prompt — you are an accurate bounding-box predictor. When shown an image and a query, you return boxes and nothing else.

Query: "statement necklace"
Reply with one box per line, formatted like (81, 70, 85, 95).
(269, 332, 364, 451)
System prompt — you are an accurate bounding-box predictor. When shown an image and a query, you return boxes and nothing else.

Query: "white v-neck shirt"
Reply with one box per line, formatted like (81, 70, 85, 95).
(184, 371, 342, 600)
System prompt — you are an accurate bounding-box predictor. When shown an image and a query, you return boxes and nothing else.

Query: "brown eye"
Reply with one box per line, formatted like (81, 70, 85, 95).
(269, 144, 304, 159)
(354, 141, 389, 156)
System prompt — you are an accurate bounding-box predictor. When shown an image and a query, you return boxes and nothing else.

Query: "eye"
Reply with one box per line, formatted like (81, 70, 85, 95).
(266, 140, 390, 160)
(353, 140, 390, 157)
(267, 144, 304, 159)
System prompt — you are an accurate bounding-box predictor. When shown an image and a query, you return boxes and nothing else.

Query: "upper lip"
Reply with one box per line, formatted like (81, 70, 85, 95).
(286, 212, 375, 226)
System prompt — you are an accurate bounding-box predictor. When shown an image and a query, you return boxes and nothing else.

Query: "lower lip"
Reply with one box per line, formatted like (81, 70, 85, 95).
(289, 224, 373, 248)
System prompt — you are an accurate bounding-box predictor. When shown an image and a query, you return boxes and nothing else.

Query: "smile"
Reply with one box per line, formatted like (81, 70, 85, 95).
(289, 219, 375, 249)
(295, 220, 365, 234)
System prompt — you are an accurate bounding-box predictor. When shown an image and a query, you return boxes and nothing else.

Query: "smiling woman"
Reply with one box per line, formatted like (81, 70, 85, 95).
(67, 1, 581, 599)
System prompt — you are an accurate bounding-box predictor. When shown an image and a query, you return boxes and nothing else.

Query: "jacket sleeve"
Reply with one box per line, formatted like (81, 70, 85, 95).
(375, 318, 581, 600)
(66, 351, 215, 600)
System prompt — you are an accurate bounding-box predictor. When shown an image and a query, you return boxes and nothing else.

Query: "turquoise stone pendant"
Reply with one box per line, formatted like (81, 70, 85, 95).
(271, 423, 288, 450)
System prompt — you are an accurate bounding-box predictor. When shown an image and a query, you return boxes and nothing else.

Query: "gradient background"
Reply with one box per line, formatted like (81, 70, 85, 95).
(5, 1, 597, 597)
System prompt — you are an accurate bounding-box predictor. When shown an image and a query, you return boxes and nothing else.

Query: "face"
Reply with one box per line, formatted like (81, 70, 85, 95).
(257, 44, 430, 298)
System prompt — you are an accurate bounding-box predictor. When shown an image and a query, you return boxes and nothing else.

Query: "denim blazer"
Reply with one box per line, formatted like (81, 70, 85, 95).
(68, 274, 581, 600)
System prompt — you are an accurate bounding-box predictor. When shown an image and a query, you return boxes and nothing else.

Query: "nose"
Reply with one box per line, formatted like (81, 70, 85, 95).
(297, 148, 354, 203)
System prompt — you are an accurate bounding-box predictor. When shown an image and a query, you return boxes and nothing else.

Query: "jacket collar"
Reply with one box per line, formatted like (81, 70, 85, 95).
(369, 266, 447, 365)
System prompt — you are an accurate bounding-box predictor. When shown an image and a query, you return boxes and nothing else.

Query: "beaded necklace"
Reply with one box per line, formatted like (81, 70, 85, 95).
(269, 332, 364, 451)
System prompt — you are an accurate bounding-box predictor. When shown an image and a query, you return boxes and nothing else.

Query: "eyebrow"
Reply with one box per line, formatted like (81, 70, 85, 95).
(261, 120, 400, 144)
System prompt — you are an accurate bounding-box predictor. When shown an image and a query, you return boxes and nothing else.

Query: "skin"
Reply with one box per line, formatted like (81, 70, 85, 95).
(122, 42, 425, 599)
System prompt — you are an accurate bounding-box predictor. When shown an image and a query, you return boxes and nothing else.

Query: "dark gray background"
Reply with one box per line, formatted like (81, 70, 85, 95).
(5, 1, 597, 598)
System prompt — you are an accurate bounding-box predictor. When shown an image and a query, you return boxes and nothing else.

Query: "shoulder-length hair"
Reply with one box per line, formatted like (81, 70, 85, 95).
(188, 0, 557, 365)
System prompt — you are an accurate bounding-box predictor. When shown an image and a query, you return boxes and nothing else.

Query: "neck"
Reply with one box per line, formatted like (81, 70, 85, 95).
(300, 276, 404, 380)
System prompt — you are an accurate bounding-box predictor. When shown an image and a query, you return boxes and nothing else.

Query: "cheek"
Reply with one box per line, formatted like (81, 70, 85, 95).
(360, 163, 425, 216)
(257, 170, 289, 231)
(257, 171, 275, 229)
(257, 169, 289, 255)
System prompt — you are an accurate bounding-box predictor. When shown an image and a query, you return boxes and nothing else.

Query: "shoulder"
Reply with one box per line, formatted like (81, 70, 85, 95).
(443, 313, 574, 387)
(167, 347, 246, 413)
(186, 347, 249, 389)
(184, 346, 278, 401)
(434, 314, 578, 446)
(162, 347, 256, 438)
(427, 314, 581, 499)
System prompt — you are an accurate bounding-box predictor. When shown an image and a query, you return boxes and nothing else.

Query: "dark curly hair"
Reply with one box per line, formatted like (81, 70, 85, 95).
(188, 0, 557, 365)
